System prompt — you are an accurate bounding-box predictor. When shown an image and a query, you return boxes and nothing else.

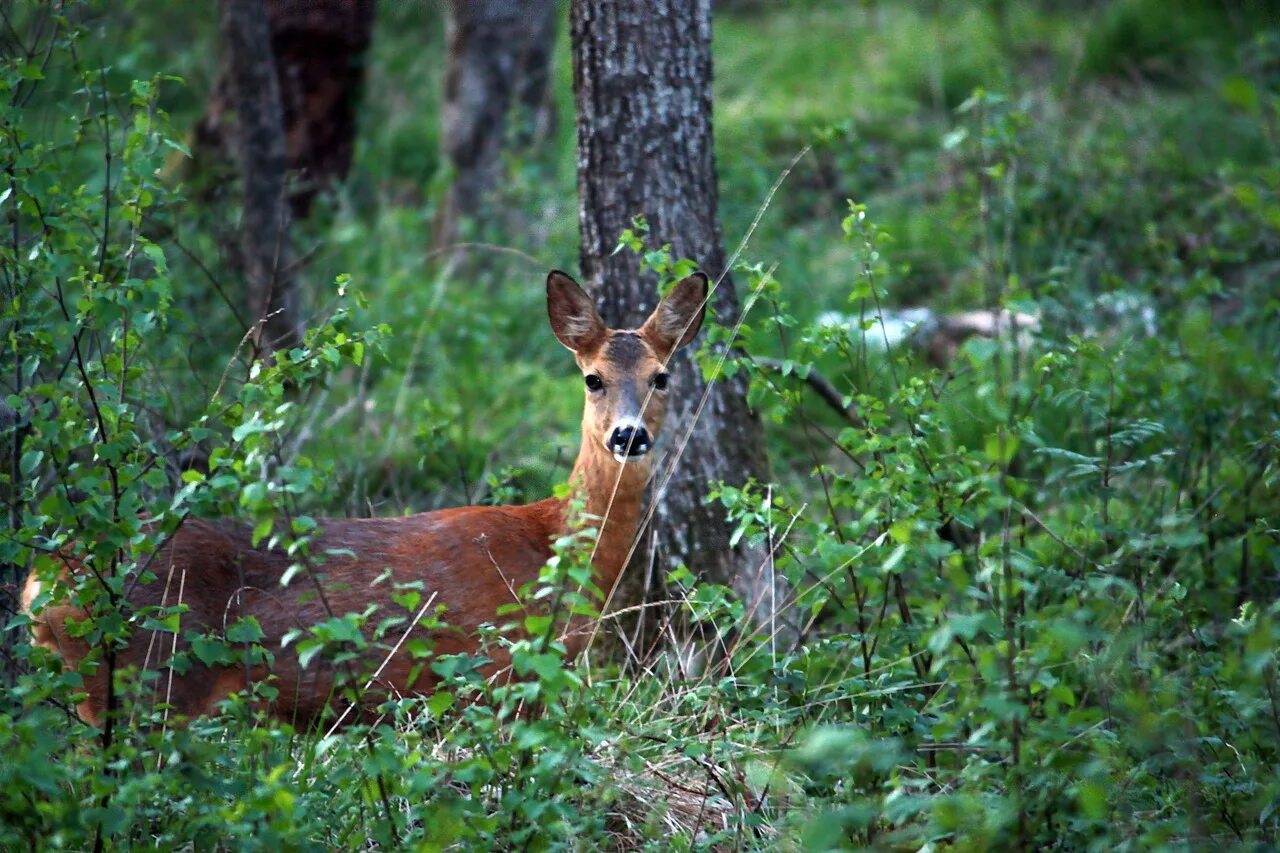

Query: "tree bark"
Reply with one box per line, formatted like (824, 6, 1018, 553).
(434, 0, 556, 250)
(195, 0, 375, 219)
(220, 0, 299, 353)
(266, 0, 376, 217)
(570, 0, 785, 638)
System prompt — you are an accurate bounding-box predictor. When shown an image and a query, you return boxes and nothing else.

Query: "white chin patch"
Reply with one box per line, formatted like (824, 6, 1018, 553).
(613, 452, 647, 464)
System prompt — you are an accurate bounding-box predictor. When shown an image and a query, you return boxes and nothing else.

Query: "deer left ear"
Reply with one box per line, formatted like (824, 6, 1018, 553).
(641, 272, 708, 357)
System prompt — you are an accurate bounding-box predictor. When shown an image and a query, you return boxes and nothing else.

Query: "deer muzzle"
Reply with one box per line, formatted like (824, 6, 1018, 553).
(608, 423, 652, 462)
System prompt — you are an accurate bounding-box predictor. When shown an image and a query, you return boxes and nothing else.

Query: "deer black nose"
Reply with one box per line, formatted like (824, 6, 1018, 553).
(609, 425, 652, 457)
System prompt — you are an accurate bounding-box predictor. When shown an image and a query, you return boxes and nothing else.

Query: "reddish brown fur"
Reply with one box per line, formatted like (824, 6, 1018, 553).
(23, 271, 708, 727)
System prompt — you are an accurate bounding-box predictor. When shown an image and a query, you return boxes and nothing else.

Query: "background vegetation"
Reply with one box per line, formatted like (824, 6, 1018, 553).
(3, 0, 1278, 848)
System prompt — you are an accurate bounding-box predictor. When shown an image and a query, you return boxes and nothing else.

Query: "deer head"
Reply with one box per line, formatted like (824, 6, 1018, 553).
(546, 270, 707, 464)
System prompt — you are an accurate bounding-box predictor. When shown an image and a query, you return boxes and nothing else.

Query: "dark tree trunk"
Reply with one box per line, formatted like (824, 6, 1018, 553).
(570, 0, 785, 637)
(196, 0, 375, 219)
(266, 0, 376, 217)
(434, 0, 556, 250)
(220, 0, 299, 353)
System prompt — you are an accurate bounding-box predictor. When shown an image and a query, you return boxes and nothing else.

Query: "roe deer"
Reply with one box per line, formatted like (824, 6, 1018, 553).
(23, 270, 708, 727)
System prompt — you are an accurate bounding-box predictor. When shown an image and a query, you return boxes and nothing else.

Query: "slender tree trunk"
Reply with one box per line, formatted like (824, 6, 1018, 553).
(434, 0, 556, 251)
(220, 0, 299, 353)
(0, 402, 29, 688)
(570, 0, 785, 638)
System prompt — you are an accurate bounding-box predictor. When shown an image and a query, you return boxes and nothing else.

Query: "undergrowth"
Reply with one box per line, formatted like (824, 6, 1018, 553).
(3, 1, 1279, 849)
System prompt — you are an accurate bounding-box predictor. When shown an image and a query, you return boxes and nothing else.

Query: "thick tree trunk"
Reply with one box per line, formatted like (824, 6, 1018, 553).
(220, 0, 299, 353)
(570, 0, 785, 640)
(195, 0, 375, 219)
(434, 0, 556, 250)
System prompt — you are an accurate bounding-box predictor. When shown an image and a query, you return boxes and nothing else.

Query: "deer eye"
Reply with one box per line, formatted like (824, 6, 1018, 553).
(652, 373, 670, 391)
(585, 374, 604, 392)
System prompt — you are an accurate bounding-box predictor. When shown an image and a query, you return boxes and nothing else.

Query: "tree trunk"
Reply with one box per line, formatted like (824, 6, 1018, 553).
(570, 0, 785, 641)
(194, 0, 375, 219)
(220, 0, 299, 353)
(266, 0, 376, 217)
(434, 0, 556, 251)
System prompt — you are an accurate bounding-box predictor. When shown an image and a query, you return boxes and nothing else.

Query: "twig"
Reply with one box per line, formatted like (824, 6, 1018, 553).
(754, 357, 864, 428)
(322, 591, 439, 736)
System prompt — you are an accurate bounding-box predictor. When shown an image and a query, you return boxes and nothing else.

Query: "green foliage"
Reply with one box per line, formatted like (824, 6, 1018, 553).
(3, 1, 1279, 850)
(708, 190, 1280, 843)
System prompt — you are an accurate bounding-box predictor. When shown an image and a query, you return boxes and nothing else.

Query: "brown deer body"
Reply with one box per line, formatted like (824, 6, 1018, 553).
(23, 271, 708, 727)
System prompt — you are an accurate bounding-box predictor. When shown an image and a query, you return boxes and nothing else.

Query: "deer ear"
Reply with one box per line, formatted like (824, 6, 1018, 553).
(547, 271, 606, 353)
(641, 272, 708, 357)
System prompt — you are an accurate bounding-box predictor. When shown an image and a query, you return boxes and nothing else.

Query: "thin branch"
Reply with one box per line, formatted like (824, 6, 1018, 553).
(754, 357, 864, 429)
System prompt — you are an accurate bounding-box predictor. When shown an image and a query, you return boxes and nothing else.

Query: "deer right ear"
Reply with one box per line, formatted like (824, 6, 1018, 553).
(547, 271, 606, 353)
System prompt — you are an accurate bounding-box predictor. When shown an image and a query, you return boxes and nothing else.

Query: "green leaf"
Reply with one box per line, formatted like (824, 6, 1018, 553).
(191, 635, 232, 666)
(280, 563, 304, 587)
(252, 517, 273, 546)
(524, 613, 553, 636)
(19, 449, 42, 477)
(232, 413, 266, 442)
(963, 336, 997, 364)
(941, 126, 968, 150)
(427, 690, 454, 719)
(888, 518, 914, 545)
(405, 638, 432, 659)
(297, 638, 323, 669)
(141, 612, 181, 634)
(162, 137, 192, 157)
(1077, 780, 1108, 820)
(226, 616, 265, 644)
(1221, 76, 1258, 113)
(392, 589, 421, 612)
(984, 430, 1019, 466)
(528, 652, 564, 682)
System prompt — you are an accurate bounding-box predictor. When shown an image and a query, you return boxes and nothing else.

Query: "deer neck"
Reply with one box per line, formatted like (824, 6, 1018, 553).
(562, 431, 650, 592)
